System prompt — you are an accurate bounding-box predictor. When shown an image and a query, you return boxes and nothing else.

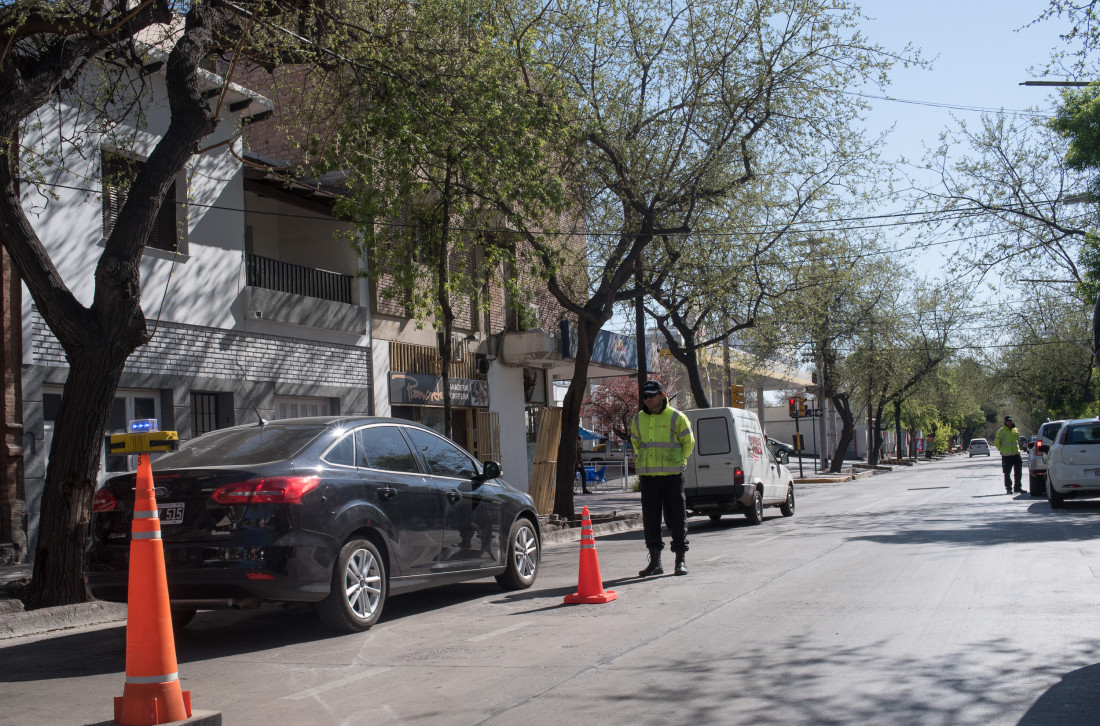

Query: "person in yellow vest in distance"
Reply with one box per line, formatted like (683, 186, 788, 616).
(630, 380, 696, 577)
(993, 415, 1023, 494)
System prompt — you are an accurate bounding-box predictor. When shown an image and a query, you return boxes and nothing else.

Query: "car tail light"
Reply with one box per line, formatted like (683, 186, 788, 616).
(734, 467, 744, 486)
(212, 476, 321, 505)
(92, 488, 118, 512)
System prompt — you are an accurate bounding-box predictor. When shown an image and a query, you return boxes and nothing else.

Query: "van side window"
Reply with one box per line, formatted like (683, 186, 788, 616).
(696, 417, 731, 456)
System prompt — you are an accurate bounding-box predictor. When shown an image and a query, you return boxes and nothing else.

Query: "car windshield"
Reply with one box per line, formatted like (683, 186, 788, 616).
(154, 422, 328, 468)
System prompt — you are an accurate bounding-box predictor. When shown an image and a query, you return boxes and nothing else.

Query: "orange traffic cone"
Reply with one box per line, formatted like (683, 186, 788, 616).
(564, 506, 618, 604)
(114, 454, 192, 726)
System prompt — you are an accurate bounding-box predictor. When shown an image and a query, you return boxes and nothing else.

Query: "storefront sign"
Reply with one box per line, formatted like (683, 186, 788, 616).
(559, 320, 659, 371)
(389, 373, 490, 407)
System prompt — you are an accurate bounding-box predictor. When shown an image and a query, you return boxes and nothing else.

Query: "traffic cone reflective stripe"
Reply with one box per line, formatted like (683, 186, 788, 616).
(113, 454, 192, 726)
(564, 506, 618, 605)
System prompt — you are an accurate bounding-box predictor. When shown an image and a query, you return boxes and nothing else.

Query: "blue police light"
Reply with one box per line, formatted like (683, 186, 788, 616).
(128, 419, 159, 433)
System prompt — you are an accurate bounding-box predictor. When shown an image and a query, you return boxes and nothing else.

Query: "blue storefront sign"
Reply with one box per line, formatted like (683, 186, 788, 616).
(559, 321, 660, 371)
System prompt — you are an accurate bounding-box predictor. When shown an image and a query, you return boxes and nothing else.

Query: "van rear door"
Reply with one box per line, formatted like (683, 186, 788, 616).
(686, 410, 738, 500)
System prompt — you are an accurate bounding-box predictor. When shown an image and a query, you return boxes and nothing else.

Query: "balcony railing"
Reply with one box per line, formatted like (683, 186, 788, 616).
(245, 253, 353, 304)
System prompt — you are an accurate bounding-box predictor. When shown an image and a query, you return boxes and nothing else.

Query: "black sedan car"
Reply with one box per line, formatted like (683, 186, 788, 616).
(85, 416, 541, 633)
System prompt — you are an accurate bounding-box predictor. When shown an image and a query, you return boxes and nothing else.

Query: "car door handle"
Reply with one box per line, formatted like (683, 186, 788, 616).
(377, 487, 397, 502)
(447, 490, 461, 504)
(697, 464, 710, 469)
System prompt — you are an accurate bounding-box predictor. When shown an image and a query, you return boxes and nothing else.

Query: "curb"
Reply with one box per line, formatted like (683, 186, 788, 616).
(541, 515, 642, 546)
(0, 600, 126, 641)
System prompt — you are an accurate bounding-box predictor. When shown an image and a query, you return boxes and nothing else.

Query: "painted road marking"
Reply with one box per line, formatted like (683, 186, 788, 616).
(283, 666, 391, 700)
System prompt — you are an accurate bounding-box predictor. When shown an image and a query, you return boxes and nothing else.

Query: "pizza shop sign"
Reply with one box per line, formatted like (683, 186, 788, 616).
(388, 373, 490, 407)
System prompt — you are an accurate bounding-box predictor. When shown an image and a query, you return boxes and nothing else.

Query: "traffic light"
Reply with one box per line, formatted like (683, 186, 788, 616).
(730, 384, 744, 408)
(797, 397, 807, 417)
(792, 432, 803, 451)
(788, 397, 797, 418)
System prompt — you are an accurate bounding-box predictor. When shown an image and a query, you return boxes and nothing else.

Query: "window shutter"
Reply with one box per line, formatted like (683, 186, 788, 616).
(101, 152, 178, 252)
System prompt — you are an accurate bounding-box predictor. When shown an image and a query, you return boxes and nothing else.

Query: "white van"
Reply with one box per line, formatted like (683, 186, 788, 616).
(683, 407, 795, 525)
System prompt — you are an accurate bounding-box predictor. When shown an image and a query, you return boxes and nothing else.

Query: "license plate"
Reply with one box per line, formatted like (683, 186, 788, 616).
(1092, 470, 1100, 478)
(159, 502, 184, 525)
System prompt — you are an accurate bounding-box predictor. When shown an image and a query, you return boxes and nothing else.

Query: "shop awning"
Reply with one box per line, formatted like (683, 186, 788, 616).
(578, 426, 606, 440)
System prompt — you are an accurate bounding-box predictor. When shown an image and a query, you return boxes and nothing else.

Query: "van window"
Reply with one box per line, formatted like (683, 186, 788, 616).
(695, 416, 731, 456)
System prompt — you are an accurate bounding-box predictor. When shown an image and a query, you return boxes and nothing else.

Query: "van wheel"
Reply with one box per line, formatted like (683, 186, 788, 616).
(779, 486, 795, 517)
(745, 490, 764, 525)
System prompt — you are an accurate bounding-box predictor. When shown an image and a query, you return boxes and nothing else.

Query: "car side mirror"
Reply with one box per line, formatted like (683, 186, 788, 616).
(476, 460, 501, 481)
(779, 452, 789, 465)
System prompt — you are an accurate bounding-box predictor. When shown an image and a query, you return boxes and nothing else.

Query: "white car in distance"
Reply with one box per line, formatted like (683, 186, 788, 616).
(969, 438, 990, 457)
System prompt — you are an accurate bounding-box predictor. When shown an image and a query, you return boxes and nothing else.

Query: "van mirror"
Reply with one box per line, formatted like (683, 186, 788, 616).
(779, 452, 789, 465)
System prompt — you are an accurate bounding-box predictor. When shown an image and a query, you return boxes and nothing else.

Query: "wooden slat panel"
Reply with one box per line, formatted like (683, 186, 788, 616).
(389, 340, 484, 380)
(527, 406, 561, 515)
(475, 411, 501, 462)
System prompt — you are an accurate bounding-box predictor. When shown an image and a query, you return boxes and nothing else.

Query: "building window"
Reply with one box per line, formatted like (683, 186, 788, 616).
(274, 396, 331, 419)
(44, 387, 162, 479)
(102, 152, 183, 254)
(191, 392, 219, 437)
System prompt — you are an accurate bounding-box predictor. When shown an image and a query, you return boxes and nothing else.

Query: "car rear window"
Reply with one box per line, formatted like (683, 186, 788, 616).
(1066, 424, 1100, 445)
(1040, 422, 1064, 440)
(154, 423, 327, 467)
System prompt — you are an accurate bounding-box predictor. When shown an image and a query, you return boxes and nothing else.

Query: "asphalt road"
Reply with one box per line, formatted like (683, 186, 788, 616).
(3, 453, 1100, 726)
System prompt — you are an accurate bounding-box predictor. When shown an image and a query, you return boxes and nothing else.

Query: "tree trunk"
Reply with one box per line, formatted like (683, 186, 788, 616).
(555, 317, 601, 520)
(26, 340, 136, 607)
(438, 163, 454, 439)
(829, 393, 855, 473)
(894, 400, 904, 460)
(869, 400, 887, 467)
(8, 3, 227, 607)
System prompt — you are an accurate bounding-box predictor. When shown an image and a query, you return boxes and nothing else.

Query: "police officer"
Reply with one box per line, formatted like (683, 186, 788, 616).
(630, 380, 695, 576)
(993, 415, 1023, 494)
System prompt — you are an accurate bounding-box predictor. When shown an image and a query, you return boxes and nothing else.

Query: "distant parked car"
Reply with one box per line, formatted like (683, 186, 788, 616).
(1044, 418, 1100, 508)
(582, 441, 635, 471)
(1028, 420, 1065, 496)
(766, 437, 797, 462)
(969, 438, 990, 457)
(85, 417, 541, 633)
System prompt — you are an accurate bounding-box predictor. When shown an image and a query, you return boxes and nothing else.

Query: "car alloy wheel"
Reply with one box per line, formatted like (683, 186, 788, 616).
(497, 518, 539, 589)
(316, 538, 387, 633)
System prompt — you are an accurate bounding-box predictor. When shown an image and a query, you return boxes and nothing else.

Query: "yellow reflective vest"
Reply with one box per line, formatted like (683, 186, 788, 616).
(630, 404, 695, 476)
(992, 425, 1019, 456)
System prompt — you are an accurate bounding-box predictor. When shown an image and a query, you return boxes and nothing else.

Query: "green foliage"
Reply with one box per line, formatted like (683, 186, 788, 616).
(1049, 84, 1100, 176)
(286, 0, 574, 329)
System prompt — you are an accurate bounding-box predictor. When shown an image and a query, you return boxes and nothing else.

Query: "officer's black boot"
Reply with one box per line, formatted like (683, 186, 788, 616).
(639, 549, 663, 577)
(674, 553, 687, 576)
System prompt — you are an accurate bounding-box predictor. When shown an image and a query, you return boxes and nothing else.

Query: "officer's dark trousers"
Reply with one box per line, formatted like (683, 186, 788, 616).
(640, 473, 688, 554)
(1002, 453, 1022, 491)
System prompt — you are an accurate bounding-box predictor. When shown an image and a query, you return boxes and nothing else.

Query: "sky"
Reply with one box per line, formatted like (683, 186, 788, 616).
(859, 0, 1070, 166)
(581, 1, 1081, 403)
(595, 0, 1079, 341)
(857, 0, 1075, 280)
